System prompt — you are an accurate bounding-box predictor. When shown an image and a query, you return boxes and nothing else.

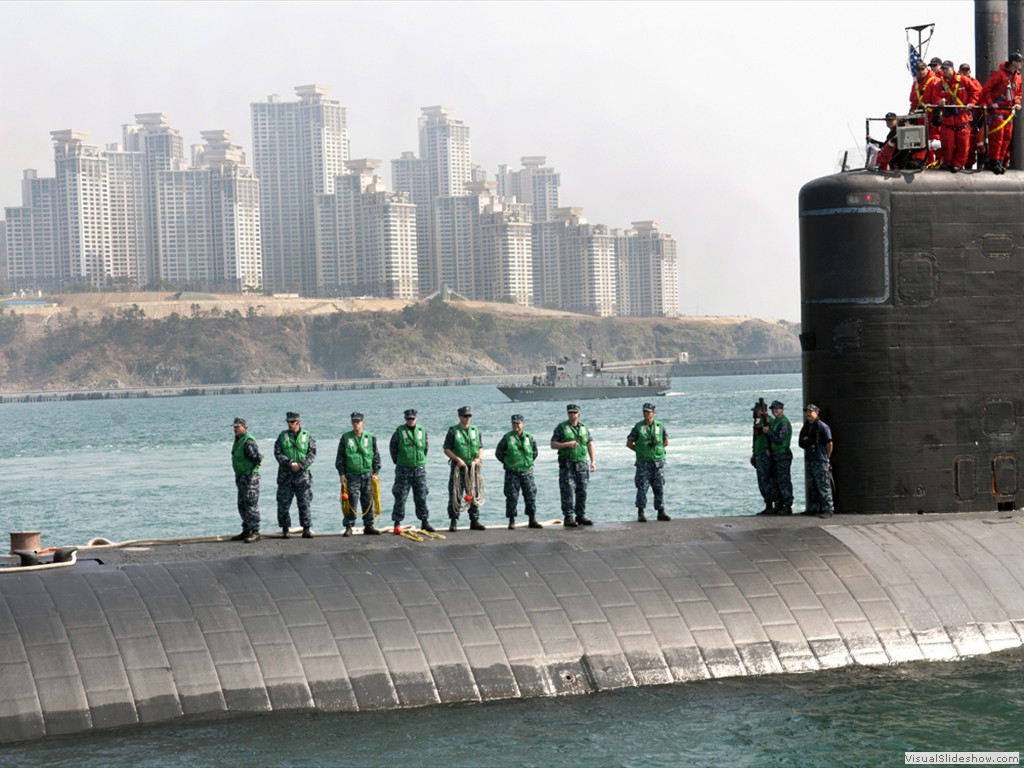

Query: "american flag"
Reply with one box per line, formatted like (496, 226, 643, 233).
(907, 43, 923, 77)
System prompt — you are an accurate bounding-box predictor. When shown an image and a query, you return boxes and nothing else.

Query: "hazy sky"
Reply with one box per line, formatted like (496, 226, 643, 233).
(0, 1, 976, 320)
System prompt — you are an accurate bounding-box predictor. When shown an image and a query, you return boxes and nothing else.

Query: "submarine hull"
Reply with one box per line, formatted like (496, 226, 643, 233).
(799, 170, 1024, 513)
(3, 516, 1024, 744)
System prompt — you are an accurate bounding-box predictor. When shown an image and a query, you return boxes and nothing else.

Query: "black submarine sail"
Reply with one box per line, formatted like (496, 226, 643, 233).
(799, 2, 1024, 513)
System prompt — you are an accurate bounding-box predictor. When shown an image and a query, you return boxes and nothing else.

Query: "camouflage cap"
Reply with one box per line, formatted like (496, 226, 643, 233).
(511, 414, 524, 423)
(642, 402, 656, 412)
(286, 411, 300, 421)
(566, 403, 580, 413)
(350, 412, 364, 421)
(457, 405, 472, 417)
(232, 417, 246, 427)
(404, 409, 418, 419)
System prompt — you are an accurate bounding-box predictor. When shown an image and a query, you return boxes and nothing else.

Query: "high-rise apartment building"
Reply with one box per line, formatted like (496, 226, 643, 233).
(391, 150, 428, 296)
(104, 143, 147, 287)
(432, 194, 477, 298)
(251, 84, 348, 295)
(156, 131, 262, 292)
(496, 157, 563, 309)
(431, 181, 532, 305)
(531, 218, 564, 309)
(52, 130, 111, 285)
(615, 221, 679, 317)
(475, 194, 533, 306)
(550, 207, 617, 317)
(393, 106, 472, 296)
(316, 159, 418, 299)
(3, 171, 60, 290)
(204, 134, 262, 294)
(129, 114, 186, 286)
(496, 156, 559, 223)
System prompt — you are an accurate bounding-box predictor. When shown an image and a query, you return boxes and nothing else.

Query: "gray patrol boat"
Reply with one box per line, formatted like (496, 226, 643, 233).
(497, 356, 671, 402)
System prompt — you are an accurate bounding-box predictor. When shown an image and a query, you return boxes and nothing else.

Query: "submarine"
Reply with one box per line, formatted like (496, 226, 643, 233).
(3, 1, 1024, 746)
(800, 170, 1024, 514)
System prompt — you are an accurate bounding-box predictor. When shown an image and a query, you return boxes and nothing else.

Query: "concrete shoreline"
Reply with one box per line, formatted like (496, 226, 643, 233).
(0, 376, 489, 404)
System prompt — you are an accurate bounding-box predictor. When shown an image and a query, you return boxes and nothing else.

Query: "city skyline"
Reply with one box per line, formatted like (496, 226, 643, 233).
(2, 98, 677, 316)
(0, 0, 976, 319)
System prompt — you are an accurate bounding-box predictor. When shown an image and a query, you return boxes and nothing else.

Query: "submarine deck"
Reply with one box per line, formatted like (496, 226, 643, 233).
(36, 508, 1024, 566)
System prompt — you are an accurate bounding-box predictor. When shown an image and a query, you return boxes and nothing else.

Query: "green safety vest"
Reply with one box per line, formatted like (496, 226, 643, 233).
(232, 433, 259, 476)
(501, 431, 535, 472)
(450, 425, 481, 464)
(341, 430, 375, 475)
(557, 420, 591, 463)
(395, 424, 427, 467)
(633, 420, 666, 462)
(769, 415, 792, 455)
(279, 429, 310, 463)
(752, 431, 770, 455)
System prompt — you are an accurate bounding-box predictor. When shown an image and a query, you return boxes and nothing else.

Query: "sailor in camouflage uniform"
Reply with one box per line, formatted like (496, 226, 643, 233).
(626, 402, 671, 522)
(230, 417, 263, 543)
(550, 403, 596, 527)
(274, 411, 317, 538)
(443, 405, 485, 531)
(751, 401, 778, 515)
(798, 404, 835, 519)
(335, 411, 382, 536)
(495, 413, 542, 529)
(389, 409, 435, 534)
(763, 400, 793, 515)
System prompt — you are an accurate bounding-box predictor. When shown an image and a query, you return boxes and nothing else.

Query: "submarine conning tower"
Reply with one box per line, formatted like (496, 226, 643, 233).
(799, 170, 1024, 513)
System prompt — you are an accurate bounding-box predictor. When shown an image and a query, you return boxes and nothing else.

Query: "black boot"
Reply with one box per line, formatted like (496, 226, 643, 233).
(575, 515, 593, 526)
(244, 531, 260, 543)
(508, 519, 516, 530)
(637, 510, 647, 523)
(302, 527, 314, 538)
(449, 520, 458, 532)
(231, 530, 249, 541)
(656, 509, 671, 521)
(421, 521, 436, 533)
(342, 525, 353, 537)
(363, 525, 381, 535)
(281, 526, 291, 538)
(528, 516, 543, 529)
(563, 516, 578, 528)
(470, 519, 486, 531)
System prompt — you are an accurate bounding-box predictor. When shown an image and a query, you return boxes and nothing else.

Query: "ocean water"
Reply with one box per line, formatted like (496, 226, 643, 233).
(1, 649, 1022, 767)
(2, 374, 1022, 765)
(0, 374, 805, 544)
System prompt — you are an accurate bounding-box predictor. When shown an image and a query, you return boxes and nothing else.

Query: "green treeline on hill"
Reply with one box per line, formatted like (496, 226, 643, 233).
(0, 299, 800, 390)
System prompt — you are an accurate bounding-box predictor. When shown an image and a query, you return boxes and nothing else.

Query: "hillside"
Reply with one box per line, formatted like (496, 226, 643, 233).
(0, 294, 800, 391)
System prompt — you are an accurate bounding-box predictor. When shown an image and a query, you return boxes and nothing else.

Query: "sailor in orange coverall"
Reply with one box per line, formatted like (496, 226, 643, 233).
(957, 63, 984, 168)
(909, 61, 937, 112)
(981, 52, 1023, 174)
(909, 61, 940, 165)
(926, 60, 976, 171)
